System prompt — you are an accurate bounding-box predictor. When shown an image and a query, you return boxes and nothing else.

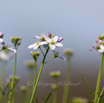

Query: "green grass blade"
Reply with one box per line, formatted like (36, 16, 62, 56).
(97, 87, 104, 103)
(43, 93, 52, 103)
(35, 96, 38, 103)
(3, 83, 9, 93)
(81, 73, 93, 102)
(81, 73, 91, 94)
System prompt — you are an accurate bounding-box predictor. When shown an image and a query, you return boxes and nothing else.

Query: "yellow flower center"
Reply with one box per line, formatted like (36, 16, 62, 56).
(51, 40, 55, 45)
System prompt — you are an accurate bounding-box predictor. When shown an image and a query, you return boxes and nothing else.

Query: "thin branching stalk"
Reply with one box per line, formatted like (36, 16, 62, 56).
(33, 60, 37, 86)
(94, 53, 104, 103)
(62, 58, 71, 103)
(30, 48, 49, 103)
(0, 62, 7, 102)
(52, 79, 58, 103)
(8, 47, 17, 103)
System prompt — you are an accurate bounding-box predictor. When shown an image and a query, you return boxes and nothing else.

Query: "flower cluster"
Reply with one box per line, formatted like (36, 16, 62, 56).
(28, 32, 63, 50)
(10, 36, 22, 47)
(90, 35, 104, 53)
(28, 32, 65, 60)
(49, 71, 61, 78)
(0, 32, 16, 53)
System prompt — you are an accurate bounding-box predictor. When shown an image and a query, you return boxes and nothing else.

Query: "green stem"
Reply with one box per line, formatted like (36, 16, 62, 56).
(97, 86, 104, 103)
(33, 60, 37, 86)
(8, 47, 17, 103)
(12, 89, 15, 103)
(0, 62, 7, 102)
(0, 62, 7, 89)
(52, 79, 58, 103)
(62, 58, 71, 103)
(94, 53, 104, 103)
(30, 48, 49, 103)
(44, 57, 54, 64)
(39, 47, 44, 56)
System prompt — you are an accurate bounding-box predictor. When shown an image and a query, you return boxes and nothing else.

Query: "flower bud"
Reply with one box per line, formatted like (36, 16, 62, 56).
(72, 97, 88, 103)
(51, 84, 58, 90)
(57, 37, 63, 42)
(10, 37, 14, 42)
(18, 40, 21, 45)
(53, 54, 58, 58)
(63, 49, 74, 58)
(36, 51, 40, 56)
(46, 32, 51, 37)
(20, 86, 27, 92)
(24, 60, 35, 69)
(0, 32, 4, 38)
(49, 71, 61, 78)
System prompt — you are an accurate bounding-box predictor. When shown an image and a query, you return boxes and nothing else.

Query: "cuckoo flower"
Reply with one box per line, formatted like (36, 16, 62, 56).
(98, 45, 104, 53)
(44, 35, 63, 50)
(0, 38, 16, 53)
(0, 32, 4, 38)
(0, 50, 14, 61)
(28, 41, 47, 50)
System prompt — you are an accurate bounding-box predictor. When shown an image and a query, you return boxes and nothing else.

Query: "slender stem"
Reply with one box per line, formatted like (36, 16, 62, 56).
(12, 88, 15, 103)
(52, 79, 58, 103)
(0, 62, 7, 89)
(81, 73, 93, 102)
(97, 86, 104, 103)
(8, 47, 17, 103)
(39, 47, 44, 56)
(44, 57, 54, 64)
(33, 60, 37, 86)
(62, 58, 71, 103)
(30, 48, 49, 103)
(0, 62, 7, 102)
(94, 53, 104, 103)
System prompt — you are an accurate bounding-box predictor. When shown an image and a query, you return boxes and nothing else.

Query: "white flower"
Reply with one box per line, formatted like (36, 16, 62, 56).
(0, 50, 14, 61)
(0, 38, 16, 53)
(28, 41, 47, 50)
(44, 36, 63, 50)
(98, 45, 104, 53)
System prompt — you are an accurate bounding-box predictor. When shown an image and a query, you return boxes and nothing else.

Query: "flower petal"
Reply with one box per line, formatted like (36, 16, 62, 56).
(28, 43, 36, 49)
(33, 36, 41, 39)
(0, 38, 5, 46)
(89, 46, 95, 51)
(49, 44, 56, 50)
(44, 35, 51, 43)
(39, 41, 48, 45)
(100, 45, 104, 50)
(33, 45, 39, 50)
(98, 49, 103, 53)
(55, 43, 63, 47)
(53, 36, 58, 42)
(7, 47, 17, 53)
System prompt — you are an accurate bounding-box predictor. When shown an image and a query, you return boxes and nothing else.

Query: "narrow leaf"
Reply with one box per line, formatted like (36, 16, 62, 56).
(3, 83, 9, 93)
(43, 93, 52, 103)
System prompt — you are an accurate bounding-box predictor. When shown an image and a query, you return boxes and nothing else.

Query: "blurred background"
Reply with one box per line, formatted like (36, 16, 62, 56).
(0, 0, 104, 102)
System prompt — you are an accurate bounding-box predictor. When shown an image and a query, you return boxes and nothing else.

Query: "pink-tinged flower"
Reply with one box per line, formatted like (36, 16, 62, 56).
(0, 38, 16, 53)
(44, 36, 63, 50)
(89, 46, 95, 51)
(57, 37, 63, 42)
(28, 41, 47, 50)
(0, 32, 4, 38)
(98, 45, 104, 53)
